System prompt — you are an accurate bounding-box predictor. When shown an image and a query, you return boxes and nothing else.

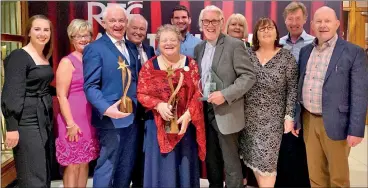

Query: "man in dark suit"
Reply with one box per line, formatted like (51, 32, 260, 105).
(125, 14, 155, 188)
(294, 6, 368, 187)
(83, 5, 139, 188)
(126, 14, 155, 71)
(194, 5, 255, 188)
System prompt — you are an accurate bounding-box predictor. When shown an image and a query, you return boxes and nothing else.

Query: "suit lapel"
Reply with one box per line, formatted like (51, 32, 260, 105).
(211, 33, 225, 72)
(324, 39, 345, 84)
(102, 34, 129, 63)
(298, 44, 313, 103)
(300, 45, 314, 79)
(143, 44, 152, 59)
(197, 42, 206, 74)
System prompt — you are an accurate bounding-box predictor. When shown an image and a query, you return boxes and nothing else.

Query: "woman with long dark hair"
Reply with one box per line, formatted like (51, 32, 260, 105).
(1, 15, 55, 187)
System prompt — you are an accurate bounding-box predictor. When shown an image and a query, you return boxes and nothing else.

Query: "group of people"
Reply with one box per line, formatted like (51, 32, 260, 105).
(2, 2, 367, 188)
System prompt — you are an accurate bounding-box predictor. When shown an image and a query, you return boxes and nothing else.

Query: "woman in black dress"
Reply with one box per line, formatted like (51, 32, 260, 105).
(1, 15, 54, 187)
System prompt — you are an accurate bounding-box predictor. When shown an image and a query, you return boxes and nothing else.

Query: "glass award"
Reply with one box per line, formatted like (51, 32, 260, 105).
(198, 73, 216, 101)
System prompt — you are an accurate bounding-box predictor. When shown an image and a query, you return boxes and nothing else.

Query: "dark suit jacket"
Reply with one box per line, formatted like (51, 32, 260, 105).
(295, 38, 368, 140)
(83, 34, 138, 129)
(125, 39, 155, 73)
(125, 39, 155, 121)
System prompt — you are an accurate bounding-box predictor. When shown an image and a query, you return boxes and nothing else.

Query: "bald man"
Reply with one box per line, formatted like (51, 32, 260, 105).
(294, 6, 368, 187)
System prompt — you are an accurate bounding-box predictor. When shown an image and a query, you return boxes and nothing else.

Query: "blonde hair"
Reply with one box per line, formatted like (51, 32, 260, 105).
(67, 19, 93, 41)
(224, 13, 249, 39)
(155, 24, 182, 42)
(198, 5, 224, 32)
(283, 1, 308, 19)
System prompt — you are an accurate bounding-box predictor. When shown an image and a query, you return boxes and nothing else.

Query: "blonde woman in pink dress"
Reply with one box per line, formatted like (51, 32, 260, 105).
(55, 19, 99, 187)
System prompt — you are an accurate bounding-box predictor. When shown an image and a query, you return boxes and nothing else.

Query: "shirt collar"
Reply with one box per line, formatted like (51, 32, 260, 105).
(206, 39, 217, 47)
(287, 30, 308, 42)
(312, 34, 338, 47)
(125, 35, 143, 48)
(182, 32, 191, 42)
(106, 32, 125, 44)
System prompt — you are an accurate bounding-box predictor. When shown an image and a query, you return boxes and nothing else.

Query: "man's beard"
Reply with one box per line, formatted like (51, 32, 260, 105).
(180, 26, 188, 34)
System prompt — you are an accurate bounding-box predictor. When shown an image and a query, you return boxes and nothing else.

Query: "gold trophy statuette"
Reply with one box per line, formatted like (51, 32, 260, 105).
(117, 56, 133, 113)
(165, 67, 184, 134)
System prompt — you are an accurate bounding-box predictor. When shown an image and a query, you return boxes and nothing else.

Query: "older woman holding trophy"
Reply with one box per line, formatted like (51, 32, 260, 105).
(137, 24, 206, 188)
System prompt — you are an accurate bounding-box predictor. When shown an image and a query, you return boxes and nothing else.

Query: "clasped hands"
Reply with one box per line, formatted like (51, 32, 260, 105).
(155, 102, 191, 135)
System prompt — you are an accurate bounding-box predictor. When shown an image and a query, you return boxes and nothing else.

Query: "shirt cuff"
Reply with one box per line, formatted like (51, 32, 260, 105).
(284, 115, 294, 121)
(5, 116, 19, 131)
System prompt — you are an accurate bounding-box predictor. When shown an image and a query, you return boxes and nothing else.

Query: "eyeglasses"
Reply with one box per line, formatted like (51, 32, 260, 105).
(258, 26, 275, 32)
(201, 19, 223, 26)
(73, 35, 92, 40)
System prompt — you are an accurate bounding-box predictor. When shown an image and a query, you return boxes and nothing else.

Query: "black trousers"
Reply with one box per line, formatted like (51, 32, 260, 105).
(204, 103, 243, 188)
(13, 126, 52, 188)
(131, 118, 145, 187)
(275, 131, 310, 187)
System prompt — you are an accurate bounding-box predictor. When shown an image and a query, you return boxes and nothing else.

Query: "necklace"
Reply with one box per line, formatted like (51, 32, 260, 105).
(161, 55, 182, 77)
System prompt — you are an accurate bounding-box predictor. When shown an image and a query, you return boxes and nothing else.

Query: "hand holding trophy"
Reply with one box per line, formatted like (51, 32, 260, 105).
(117, 56, 133, 113)
(198, 72, 216, 101)
(165, 66, 184, 134)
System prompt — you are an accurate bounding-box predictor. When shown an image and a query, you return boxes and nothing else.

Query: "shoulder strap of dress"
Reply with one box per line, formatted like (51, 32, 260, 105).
(66, 53, 80, 68)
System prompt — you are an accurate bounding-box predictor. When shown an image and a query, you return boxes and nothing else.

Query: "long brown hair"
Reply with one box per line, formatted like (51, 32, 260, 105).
(25, 15, 53, 60)
(252, 17, 282, 51)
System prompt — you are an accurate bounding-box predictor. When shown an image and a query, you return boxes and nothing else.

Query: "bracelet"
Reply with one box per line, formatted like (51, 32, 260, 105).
(66, 124, 75, 129)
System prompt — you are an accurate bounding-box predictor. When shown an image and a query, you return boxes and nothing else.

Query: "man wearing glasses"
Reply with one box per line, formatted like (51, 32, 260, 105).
(194, 5, 255, 188)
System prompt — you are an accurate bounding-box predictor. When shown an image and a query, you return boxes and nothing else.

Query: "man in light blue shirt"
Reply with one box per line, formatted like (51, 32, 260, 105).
(277, 2, 314, 187)
(280, 2, 314, 62)
(156, 5, 201, 58)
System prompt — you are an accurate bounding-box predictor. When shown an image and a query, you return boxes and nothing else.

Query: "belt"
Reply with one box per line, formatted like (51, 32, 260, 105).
(25, 89, 52, 146)
(302, 107, 322, 117)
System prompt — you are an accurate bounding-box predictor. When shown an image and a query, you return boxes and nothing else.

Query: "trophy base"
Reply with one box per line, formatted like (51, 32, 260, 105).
(198, 97, 209, 101)
(164, 120, 180, 134)
(119, 97, 133, 113)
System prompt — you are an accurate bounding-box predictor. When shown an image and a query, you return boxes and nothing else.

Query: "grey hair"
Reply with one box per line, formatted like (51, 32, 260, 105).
(198, 5, 224, 32)
(224, 13, 249, 39)
(102, 4, 127, 20)
(155, 24, 182, 42)
(128, 14, 148, 29)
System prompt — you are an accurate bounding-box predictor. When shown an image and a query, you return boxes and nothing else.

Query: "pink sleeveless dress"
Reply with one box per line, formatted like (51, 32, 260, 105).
(55, 53, 99, 166)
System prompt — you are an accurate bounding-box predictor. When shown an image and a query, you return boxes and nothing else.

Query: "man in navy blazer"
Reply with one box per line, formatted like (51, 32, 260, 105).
(294, 6, 368, 187)
(83, 5, 139, 188)
(125, 14, 155, 188)
(125, 14, 155, 72)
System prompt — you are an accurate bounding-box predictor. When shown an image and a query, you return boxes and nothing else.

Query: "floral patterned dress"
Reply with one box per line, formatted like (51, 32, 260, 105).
(239, 48, 298, 176)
